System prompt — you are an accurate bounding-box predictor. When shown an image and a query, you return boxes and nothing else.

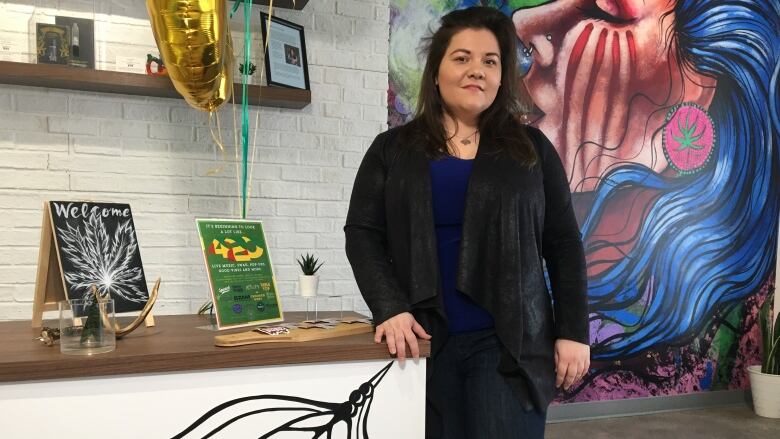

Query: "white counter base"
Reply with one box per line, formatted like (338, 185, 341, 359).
(0, 358, 427, 438)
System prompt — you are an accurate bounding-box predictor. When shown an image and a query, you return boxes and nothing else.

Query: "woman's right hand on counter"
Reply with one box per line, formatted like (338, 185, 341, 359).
(374, 312, 432, 360)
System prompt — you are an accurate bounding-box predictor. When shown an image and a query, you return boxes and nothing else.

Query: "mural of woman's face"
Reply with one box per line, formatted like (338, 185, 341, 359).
(513, 0, 716, 192)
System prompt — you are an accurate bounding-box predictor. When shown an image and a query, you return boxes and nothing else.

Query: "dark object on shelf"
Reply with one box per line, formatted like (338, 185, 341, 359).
(71, 24, 79, 58)
(55, 16, 94, 69)
(230, 0, 308, 9)
(239, 62, 256, 75)
(146, 54, 168, 77)
(0, 61, 310, 109)
(260, 12, 310, 90)
(35, 327, 61, 346)
(36, 24, 69, 65)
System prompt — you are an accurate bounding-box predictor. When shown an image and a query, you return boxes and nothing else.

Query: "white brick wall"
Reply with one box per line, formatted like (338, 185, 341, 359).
(0, 0, 390, 320)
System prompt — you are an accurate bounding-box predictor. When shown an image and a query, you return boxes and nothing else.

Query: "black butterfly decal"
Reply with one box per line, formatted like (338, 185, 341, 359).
(172, 361, 394, 439)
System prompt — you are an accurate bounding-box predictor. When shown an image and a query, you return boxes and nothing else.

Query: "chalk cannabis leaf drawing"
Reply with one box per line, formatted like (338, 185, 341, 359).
(57, 212, 147, 303)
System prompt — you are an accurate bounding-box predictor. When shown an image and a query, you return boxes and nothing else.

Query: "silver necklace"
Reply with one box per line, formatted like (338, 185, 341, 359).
(453, 130, 478, 146)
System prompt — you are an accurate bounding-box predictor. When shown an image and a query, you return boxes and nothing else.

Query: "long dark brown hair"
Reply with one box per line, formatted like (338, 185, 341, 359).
(412, 6, 537, 167)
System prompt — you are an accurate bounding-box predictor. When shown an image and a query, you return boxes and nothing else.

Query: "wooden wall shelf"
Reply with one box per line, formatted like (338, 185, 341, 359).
(0, 61, 310, 110)
(233, 0, 309, 9)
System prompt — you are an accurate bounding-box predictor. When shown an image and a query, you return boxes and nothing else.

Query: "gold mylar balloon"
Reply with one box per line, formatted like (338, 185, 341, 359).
(146, 0, 233, 112)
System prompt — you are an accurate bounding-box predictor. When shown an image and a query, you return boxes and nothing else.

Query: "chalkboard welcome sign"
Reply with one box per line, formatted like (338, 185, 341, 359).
(33, 201, 149, 323)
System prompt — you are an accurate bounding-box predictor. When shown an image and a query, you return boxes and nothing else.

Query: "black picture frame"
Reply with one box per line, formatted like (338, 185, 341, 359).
(259, 12, 310, 90)
(36, 23, 69, 65)
(55, 16, 95, 69)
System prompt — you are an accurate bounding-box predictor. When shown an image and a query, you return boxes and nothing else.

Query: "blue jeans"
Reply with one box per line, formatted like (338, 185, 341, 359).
(426, 328, 547, 439)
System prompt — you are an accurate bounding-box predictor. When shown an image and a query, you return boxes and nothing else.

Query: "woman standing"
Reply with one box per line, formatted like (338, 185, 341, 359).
(345, 7, 590, 438)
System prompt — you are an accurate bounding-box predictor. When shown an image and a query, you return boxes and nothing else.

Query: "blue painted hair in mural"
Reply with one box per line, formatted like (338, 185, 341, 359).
(584, 0, 780, 359)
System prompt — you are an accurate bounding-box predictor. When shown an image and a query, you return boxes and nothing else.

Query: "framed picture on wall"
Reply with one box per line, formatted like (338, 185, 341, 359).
(55, 16, 95, 69)
(36, 23, 69, 65)
(259, 12, 310, 90)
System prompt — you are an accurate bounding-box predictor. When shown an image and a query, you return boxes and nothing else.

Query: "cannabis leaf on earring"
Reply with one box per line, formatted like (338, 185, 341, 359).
(674, 111, 706, 151)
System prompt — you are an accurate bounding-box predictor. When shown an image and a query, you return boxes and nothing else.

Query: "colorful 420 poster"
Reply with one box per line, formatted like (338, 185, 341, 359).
(196, 219, 283, 329)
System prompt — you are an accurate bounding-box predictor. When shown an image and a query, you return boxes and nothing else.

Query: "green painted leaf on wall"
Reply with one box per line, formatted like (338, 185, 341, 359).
(508, 0, 550, 9)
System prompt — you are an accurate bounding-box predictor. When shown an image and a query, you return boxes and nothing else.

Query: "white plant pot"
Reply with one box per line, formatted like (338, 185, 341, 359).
(298, 274, 319, 298)
(748, 365, 780, 418)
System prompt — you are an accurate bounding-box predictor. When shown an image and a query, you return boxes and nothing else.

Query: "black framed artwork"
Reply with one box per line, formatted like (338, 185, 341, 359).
(36, 24, 69, 65)
(55, 16, 95, 69)
(259, 12, 309, 90)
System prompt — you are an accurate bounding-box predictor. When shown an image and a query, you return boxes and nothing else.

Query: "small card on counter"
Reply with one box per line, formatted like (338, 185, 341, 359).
(254, 326, 290, 336)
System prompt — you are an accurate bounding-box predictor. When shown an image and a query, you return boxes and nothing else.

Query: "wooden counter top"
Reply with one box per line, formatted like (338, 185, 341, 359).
(0, 313, 430, 383)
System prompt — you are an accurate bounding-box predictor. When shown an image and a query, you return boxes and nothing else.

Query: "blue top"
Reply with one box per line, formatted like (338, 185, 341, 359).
(429, 155, 495, 333)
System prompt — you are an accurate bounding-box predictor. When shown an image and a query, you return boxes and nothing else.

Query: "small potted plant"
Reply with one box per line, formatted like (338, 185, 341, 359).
(748, 291, 780, 418)
(297, 253, 323, 297)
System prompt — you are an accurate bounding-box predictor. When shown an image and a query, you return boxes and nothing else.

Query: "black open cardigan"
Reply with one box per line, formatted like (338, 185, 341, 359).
(344, 120, 589, 412)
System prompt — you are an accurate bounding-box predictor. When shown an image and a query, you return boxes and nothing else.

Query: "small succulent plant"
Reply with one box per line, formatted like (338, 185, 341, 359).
(297, 253, 323, 276)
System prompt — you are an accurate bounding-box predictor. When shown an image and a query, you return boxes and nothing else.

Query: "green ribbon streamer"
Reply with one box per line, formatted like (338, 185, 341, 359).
(230, 0, 251, 219)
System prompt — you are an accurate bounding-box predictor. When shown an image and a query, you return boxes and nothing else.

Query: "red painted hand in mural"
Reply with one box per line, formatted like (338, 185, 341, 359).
(513, 0, 716, 192)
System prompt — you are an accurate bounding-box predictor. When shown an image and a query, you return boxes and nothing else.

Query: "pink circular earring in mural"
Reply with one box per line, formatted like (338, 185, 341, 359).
(662, 103, 716, 175)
